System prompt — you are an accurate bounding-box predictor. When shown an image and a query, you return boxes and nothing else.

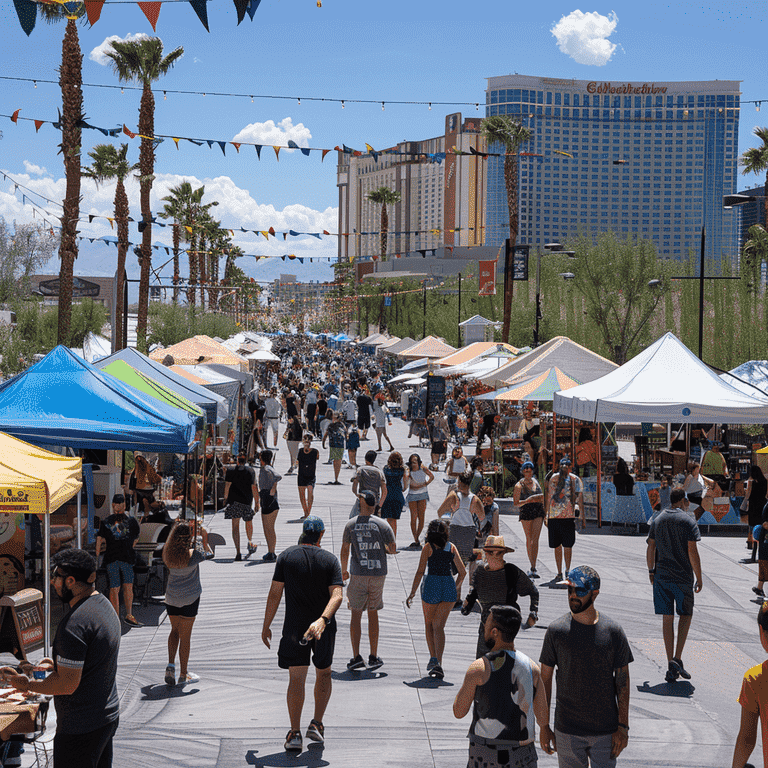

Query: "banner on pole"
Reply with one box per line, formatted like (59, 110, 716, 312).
(478, 261, 497, 296)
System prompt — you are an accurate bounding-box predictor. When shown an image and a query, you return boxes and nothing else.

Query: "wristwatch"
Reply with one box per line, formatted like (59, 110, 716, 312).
(320, 616, 330, 625)
(617, 723, 629, 731)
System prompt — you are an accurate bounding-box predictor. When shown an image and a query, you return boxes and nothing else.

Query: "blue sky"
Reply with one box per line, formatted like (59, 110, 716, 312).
(0, 0, 765, 295)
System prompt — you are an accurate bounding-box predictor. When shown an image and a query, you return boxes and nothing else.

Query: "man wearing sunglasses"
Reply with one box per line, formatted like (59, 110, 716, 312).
(2, 549, 120, 768)
(539, 566, 633, 767)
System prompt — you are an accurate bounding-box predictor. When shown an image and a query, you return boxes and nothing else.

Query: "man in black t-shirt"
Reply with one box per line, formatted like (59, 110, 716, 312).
(262, 516, 343, 754)
(96, 494, 141, 626)
(224, 453, 259, 561)
(539, 565, 633, 767)
(356, 390, 373, 440)
(3, 549, 121, 768)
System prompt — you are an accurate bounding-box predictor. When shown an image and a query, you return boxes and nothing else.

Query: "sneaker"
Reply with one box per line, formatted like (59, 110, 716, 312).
(367, 654, 384, 671)
(347, 654, 366, 670)
(665, 667, 679, 684)
(234, 553, 242, 562)
(429, 664, 444, 680)
(411, 541, 422, 550)
(753, 586, 765, 597)
(670, 658, 691, 680)
(263, 552, 277, 562)
(164, 663, 176, 686)
(204, 552, 215, 560)
(285, 466, 294, 475)
(306, 719, 324, 743)
(555, 573, 564, 583)
(179, 672, 200, 684)
(528, 568, 539, 579)
(284, 730, 303, 752)
(124, 614, 141, 627)
(247, 542, 258, 554)
(426, 656, 438, 671)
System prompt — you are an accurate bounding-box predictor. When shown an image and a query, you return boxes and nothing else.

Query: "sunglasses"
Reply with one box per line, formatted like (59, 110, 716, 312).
(484, 549, 504, 556)
(567, 585, 590, 597)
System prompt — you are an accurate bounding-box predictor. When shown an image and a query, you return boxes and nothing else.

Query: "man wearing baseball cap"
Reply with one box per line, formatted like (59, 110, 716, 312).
(539, 565, 633, 767)
(545, 457, 585, 583)
(340, 491, 397, 671)
(262, 515, 343, 754)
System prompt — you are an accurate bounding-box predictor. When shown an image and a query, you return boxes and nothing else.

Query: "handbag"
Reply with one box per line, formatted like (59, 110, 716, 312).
(740, 496, 750, 512)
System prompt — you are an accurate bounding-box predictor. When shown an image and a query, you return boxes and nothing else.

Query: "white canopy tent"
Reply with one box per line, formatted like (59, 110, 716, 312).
(554, 332, 768, 423)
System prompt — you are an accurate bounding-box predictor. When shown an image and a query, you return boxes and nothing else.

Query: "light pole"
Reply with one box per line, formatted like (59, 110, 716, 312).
(534, 242, 575, 346)
(457, 272, 462, 348)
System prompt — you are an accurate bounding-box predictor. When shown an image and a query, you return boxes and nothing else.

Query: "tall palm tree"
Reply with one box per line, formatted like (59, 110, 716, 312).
(82, 144, 137, 349)
(39, 4, 85, 345)
(159, 192, 183, 305)
(740, 126, 768, 230)
(480, 115, 533, 343)
(366, 187, 401, 262)
(105, 37, 183, 352)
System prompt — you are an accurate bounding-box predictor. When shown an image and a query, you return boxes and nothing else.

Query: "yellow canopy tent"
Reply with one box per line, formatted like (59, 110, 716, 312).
(0, 433, 82, 655)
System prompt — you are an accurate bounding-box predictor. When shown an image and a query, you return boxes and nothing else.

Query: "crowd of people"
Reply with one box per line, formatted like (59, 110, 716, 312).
(0, 336, 765, 768)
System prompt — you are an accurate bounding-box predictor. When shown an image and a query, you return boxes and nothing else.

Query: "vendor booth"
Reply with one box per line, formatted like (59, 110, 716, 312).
(554, 333, 768, 525)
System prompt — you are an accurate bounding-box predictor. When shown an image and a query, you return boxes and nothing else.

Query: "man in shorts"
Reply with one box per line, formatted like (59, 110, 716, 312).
(356, 387, 373, 440)
(96, 493, 141, 626)
(322, 410, 347, 485)
(262, 516, 343, 754)
(545, 457, 585, 582)
(224, 453, 258, 561)
(350, 450, 387, 518)
(646, 487, 702, 683)
(340, 490, 397, 671)
(264, 386, 283, 448)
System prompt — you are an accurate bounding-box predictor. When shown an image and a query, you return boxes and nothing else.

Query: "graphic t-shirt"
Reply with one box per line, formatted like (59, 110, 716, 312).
(343, 515, 394, 576)
(738, 660, 768, 768)
(97, 514, 140, 566)
(546, 473, 582, 519)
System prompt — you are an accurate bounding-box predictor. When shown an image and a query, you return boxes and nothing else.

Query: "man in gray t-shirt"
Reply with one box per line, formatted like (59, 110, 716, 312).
(350, 451, 387, 518)
(340, 491, 396, 671)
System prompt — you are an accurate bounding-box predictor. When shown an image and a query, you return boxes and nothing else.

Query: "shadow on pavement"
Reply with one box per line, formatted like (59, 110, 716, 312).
(636, 680, 695, 697)
(246, 745, 328, 766)
(331, 669, 387, 682)
(403, 677, 455, 689)
(140, 683, 200, 700)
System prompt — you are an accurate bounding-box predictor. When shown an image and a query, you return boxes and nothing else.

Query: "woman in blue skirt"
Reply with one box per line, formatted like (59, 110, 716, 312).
(406, 519, 466, 680)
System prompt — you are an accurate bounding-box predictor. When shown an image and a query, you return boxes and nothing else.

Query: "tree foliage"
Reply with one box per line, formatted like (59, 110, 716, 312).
(0, 218, 58, 303)
(147, 303, 239, 348)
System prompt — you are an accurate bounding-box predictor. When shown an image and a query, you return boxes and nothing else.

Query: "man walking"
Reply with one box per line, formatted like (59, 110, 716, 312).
(646, 487, 703, 683)
(539, 566, 633, 767)
(264, 386, 283, 448)
(454, 605, 549, 768)
(95, 493, 141, 626)
(350, 450, 387, 518)
(3, 549, 121, 768)
(545, 458, 585, 582)
(262, 516, 343, 753)
(340, 491, 397, 671)
(223, 453, 258, 561)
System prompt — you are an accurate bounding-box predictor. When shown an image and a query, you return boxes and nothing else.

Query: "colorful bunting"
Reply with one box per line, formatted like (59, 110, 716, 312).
(137, 1, 162, 30)
(12, 0, 36, 36)
(84, 0, 105, 25)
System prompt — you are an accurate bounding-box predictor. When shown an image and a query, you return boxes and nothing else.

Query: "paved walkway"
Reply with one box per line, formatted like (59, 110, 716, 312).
(42, 419, 765, 767)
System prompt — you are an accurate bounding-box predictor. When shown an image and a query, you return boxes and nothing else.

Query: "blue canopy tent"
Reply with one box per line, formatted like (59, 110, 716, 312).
(92, 346, 227, 424)
(0, 346, 198, 453)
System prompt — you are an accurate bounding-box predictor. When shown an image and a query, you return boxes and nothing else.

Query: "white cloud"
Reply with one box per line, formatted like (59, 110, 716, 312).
(231, 118, 312, 150)
(551, 10, 619, 66)
(89, 33, 151, 66)
(23, 161, 47, 176)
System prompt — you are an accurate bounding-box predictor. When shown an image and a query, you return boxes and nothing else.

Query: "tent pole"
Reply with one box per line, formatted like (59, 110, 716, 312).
(76, 489, 82, 549)
(596, 422, 602, 528)
(552, 412, 557, 472)
(43, 511, 51, 657)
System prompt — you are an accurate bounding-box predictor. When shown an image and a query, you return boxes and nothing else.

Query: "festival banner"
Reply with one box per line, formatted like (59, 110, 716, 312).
(478, 260, 497, 296)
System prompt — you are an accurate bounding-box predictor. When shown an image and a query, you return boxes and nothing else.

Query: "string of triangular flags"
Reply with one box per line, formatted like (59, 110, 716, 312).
(2, 170, 493, 243)
(3, 111, 563, 162)
(12, 0, 322, 37)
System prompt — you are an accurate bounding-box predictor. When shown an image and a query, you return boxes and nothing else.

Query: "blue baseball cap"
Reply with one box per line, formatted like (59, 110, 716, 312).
(560, 565, 600, 594)
(521, 461, 535, 471)
(559, 456, 572, 466)
(303, 515, 325, 534)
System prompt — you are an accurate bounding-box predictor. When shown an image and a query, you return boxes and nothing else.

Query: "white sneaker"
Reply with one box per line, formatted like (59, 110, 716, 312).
(179, 671, 200, 684)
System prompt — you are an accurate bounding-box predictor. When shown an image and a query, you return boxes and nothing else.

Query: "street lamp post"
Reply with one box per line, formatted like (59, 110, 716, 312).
(534, 242, 575, 347)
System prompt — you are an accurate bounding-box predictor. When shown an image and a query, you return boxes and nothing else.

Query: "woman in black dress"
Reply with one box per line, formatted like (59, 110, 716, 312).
(613, 458, 635, 496)
(743, 464, 768, 555)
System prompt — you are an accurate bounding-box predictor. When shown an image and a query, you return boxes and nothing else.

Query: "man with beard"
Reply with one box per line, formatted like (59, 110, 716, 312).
(539, 566, 633, 768)
(2, 549, 121, 768)
(453, 605, 548, 768)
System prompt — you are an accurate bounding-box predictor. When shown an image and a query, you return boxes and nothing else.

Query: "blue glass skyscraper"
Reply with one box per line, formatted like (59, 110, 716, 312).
(485, 75, 740, 263)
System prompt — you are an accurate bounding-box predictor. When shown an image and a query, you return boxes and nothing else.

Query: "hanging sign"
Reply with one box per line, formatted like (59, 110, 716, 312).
(478, 261, 497, 296)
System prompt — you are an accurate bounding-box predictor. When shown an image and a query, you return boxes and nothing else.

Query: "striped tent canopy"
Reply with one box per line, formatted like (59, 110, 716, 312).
(477, 367, 581, 402)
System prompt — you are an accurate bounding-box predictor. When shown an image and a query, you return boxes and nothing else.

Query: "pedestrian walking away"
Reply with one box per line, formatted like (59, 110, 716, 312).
(462, 535, 539, 658)
(297, 432, 320, 518)
(539, 565, 633, 768)
(95, 493, 141, 626)
(350, 450, 387, 519)
(257, 449, 283, 562)
(2, 549, 121, 768)
(646, 487, 702, 683)
(162, 520, 207, 686)
(545, 457, 585, 583)
(340, 491, 397, 672)
(453, 605, 549, 768)
(406, 519, 466, 680)
(223, 453, 258, 561)
(261, 516, 343, 754)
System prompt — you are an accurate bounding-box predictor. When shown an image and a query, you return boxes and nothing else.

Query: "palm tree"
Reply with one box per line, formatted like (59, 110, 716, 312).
(740, 126, 768, 231)
(480, 115, 533, 343)
(366, 187, 401, 262)
(105, 37, 183, 352)
(159, 192, 183, 305)
(82, 144, 137, 349)
(39, 4, 85, 345)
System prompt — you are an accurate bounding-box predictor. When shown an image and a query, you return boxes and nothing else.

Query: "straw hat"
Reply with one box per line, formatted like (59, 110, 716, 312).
(482, 535, 515, 553)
